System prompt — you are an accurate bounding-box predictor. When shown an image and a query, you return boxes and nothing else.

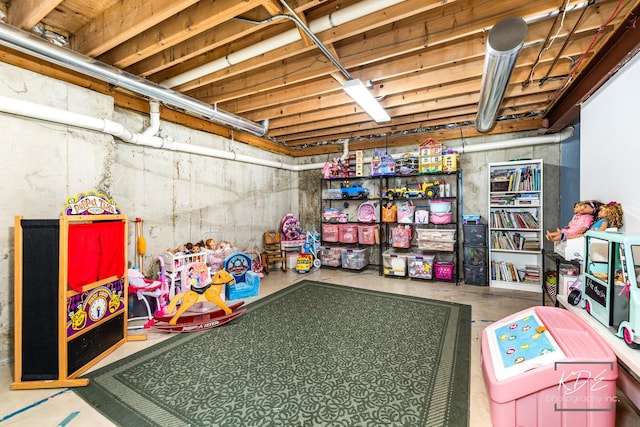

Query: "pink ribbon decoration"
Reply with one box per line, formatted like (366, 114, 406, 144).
(618, 282, 631, 297)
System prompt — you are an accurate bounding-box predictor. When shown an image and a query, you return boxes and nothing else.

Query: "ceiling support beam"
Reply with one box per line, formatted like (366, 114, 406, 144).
(544, 1, 640, 132)
(7, 0, 62, 30)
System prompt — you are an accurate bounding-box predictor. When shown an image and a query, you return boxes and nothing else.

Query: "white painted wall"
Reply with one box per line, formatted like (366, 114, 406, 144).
(0, 62, 299, 364)
(581, 52, 640, 232)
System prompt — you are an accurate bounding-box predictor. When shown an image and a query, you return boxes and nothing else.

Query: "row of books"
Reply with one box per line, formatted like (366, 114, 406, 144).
(490, 192, 540, 206)
(490, 210, 539, 229)
(491, 231, 541, 251)
(491, 261, 541, 283)
(490, 166, 541, 192)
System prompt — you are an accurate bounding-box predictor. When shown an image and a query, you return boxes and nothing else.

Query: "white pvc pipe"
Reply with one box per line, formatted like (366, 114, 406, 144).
(0, 94, 574, 172)
(141, 99, 160, 137)
(161, 0, 405, 88)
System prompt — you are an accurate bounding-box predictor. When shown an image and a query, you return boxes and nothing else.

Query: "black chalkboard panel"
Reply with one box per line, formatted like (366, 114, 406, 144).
(20, 219, 59, 381)
(67, 313, 125, 374)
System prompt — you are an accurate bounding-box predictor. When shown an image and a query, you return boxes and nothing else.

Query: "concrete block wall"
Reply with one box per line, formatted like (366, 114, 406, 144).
(0, 62, 299, 364)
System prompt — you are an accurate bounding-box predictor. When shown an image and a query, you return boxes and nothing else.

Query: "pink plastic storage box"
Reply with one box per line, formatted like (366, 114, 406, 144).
(358, 224, 379, 245)
(481, 306, 617, 427)
(338, 224, 358, 243)
(391, 224, 412, 248)
(434, 261, 454, 280)
(322, 223, 339, 242)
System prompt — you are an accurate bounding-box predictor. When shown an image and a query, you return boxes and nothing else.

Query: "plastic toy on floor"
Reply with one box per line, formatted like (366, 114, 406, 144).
(127, 256, 169, 330)
(153, 265, 246, 332)
(296, 253, 314, 273)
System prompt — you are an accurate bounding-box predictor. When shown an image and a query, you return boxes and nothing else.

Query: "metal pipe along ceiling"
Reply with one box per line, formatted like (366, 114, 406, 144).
(476, 17, 528, 133)
(161, 0, 405, 88)
(0, 22, 268, 137)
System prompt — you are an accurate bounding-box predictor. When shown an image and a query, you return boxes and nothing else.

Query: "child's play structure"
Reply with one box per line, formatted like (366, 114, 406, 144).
(12, 192, 137, 389)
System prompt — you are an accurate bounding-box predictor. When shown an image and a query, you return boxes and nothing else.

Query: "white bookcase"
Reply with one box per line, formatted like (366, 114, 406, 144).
(488, 159, 543, 292)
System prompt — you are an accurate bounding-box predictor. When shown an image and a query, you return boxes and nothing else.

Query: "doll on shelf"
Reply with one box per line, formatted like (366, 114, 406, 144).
(546, 200, 602, 241)
(592, 202, 623, 231)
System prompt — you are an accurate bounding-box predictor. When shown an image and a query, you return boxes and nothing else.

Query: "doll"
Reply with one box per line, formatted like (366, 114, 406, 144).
(546, 200, 602, 241)
(592, 202, 623, 231)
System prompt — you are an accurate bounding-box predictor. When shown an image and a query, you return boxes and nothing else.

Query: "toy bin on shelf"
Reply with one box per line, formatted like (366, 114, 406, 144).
(434, 261, 454, 280)
(407, 252, 436, 279)
(322, 223, 339, 242)
(383, 250, 407, 276)
(341, 247, 369, 270)
(338, 224, 359, 243)
(391, 225, 412, 248)
(416, 229, 456, 241)
(481, 306, 617, 427)
(319, 246, 342, 267)
(418, 239, 456, 251)
(358, 224, 379, 245)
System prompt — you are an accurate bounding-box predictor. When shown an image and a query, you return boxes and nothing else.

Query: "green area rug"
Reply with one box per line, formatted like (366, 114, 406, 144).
(74, 280, 471, 426)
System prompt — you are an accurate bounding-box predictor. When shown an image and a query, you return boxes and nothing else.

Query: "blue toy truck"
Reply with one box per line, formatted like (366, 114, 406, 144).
(340, 183, 369, 199)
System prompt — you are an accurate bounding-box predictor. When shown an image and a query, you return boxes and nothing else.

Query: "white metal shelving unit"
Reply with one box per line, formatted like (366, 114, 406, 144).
(488, 159, 543, 292)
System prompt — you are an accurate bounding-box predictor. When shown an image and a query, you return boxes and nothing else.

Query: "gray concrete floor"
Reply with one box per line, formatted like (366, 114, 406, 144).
(1, 267, 639, 426)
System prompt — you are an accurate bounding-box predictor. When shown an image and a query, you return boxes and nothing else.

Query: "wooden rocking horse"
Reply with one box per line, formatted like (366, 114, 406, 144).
(153, 262, 245, 331)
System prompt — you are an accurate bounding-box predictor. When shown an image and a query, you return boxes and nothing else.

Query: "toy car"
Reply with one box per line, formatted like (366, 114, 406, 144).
(340, 183, 369, 199)
(296, 254, 314, 273)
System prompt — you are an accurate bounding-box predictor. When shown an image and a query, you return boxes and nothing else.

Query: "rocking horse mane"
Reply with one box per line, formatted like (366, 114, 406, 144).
(212, 269, 234, 286)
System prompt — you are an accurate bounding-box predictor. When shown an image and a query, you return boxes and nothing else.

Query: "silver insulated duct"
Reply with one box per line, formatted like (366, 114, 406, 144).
(0, 22, 268, 136)
(475, 17, 528, 133)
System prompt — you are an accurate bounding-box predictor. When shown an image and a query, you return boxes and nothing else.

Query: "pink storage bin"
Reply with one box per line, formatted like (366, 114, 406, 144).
(397, 205, 415, 223)
(358, 224, 379, 245)
(391, 224, 412, 248)
(430, 213, 452, 224)
(434, 261, 454, 280)
(322, 223, 339, 242)
(338, 224, 358, 243)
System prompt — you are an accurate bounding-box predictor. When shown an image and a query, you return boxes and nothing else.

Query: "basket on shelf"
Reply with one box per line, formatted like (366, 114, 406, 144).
(434, 261, 454, 280)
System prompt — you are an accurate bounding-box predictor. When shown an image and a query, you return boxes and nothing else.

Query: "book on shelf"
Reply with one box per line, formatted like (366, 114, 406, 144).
(490, 166, 540, 192)
(490, 231, 541, 252)
(490, 260, 521, 282)
(490, 211, 539, 229)
(523, 265, 541, 283)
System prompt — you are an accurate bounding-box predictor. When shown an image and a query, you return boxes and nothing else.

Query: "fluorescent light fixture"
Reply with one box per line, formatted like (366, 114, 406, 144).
(343, 79, 390, 123)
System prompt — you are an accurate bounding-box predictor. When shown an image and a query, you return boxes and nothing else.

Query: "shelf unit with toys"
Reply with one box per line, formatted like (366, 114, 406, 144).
(488, 159, 543, 292)
(380, 170, 460, 283)
(319, 175, 383, 273)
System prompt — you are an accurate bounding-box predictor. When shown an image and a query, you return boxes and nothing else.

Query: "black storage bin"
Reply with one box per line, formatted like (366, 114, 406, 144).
(463, 246, 487, 266)
(464, 263, 488, 286)
(463, 224, 487, 246)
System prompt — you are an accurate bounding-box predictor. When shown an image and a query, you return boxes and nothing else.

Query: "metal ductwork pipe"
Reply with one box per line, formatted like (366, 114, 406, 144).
(475, 17, 528, 133)
(0, 22, 268, 137)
